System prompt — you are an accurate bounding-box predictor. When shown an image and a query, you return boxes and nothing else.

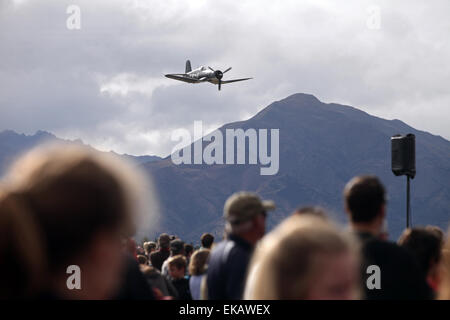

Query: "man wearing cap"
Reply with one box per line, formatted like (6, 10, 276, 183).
(150, 233, 171, 271)
(161, 239, 185, 279)
(207, 192, 275, 300)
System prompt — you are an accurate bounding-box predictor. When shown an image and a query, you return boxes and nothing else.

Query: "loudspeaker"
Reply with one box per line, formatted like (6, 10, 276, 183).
(391, 134, 416, 178)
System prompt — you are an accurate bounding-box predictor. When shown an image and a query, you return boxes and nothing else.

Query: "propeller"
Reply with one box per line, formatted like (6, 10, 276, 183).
(208, 66, 232, 91)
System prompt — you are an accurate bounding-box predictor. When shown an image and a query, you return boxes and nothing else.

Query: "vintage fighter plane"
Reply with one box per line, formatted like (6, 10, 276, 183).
(165, 60, 252, 91)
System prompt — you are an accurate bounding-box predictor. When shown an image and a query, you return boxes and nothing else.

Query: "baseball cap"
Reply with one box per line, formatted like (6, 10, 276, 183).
(224, 192, 275, 224)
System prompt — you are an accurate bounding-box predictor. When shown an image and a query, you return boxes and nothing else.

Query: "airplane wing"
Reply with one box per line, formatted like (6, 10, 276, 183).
(220, 78, 252, 84)
(165, 74, 199, 83)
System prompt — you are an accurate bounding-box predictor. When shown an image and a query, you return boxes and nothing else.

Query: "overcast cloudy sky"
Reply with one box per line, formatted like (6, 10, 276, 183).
(1, 0, 449, 156)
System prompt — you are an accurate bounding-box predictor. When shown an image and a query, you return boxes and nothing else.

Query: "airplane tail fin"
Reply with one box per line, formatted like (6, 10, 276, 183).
(185, 60, 192, 73)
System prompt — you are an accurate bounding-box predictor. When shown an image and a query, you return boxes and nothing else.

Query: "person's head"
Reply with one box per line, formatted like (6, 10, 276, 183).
(139, 264, 158, 277)
(0, 143, 146, 299)
(244, 215, 360, 300)
(344, 175, 387, 235)
(223, 192, 275, 245)
(136, 246, 145, 256)
(158, 233, 170, 250)
(438, 229, 450, 300)
(184, 243, 194, 259)
(398, 226, 444, 288)
(137, 254, 148, 266)
(168, 255, 187, 280)
(170, 239, 185, 256)
(200, 233, 214, 249)
(188, 249, 210, 276)
(425, 225, 445, 242)
(293, 206, 328, 219)
(143, 241, 157, 255)
(136, 254, 148, 265)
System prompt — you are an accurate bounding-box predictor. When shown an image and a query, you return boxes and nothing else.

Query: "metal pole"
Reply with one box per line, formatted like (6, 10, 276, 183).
(406, 175, 411, 228)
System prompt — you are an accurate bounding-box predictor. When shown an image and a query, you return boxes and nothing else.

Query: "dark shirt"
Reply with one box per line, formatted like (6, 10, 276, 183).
(207, 234, 253, 300)
(356, 231, 432, 300)
(37, 254, 155, 300)
(172, 277, 192, 300)
(114, 254, 155, 300)
(150, 248, 170, 271)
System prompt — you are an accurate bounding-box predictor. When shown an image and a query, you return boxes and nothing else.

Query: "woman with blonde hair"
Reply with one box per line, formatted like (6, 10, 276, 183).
(438, 230, 450, 300)
(244, 214, 361, 300)
(188, 249, 210, 300)
(0, 143, 150, 299)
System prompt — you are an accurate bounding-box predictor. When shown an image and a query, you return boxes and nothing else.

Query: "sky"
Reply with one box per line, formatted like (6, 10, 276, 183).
(1, 0, 449, 157)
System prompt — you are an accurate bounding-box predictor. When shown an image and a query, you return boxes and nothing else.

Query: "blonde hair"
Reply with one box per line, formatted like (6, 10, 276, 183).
(438, 230, 450, 300)
(188, 249, 210, 276)
(244, 215, 359, 300)
(0, 143, 147, 298)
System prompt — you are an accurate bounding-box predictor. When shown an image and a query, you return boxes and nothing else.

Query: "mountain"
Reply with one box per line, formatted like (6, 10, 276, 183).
(0, 130, 161, 176)
(141, 93, 450, 242)
(1, 93, 449, 243)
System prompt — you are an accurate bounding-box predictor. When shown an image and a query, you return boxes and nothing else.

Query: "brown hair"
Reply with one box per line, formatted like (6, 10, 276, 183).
(0, 143, 145, 298)
(188, 249, 210, 276)
(143, 241, 157, 254)
(293, 206, 328, 219)
(167, 254, 187, 270)
(344, 175, 386, 223)
(137, 255, 148, 265)
(398, 226, 444, 277)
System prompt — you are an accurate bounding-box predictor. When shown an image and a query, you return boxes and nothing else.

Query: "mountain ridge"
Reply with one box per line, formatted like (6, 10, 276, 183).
(0, 93, 449, 243)
(0, 129, 162, 175)
(142, 93, 450, 242)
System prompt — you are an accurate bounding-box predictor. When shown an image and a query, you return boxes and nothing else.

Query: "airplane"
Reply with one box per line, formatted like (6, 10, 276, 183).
(165, 60, 252, 91)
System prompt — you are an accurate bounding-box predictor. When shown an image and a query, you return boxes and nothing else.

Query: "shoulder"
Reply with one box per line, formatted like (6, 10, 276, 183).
(364, 238, 408, 256)
(362, 238, 419, 267)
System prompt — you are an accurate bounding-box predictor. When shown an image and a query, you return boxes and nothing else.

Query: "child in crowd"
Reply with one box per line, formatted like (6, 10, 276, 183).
(168, 255, 192, 300)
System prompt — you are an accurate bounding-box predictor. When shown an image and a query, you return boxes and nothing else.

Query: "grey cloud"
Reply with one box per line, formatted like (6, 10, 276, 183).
(0, 0, 449, 157)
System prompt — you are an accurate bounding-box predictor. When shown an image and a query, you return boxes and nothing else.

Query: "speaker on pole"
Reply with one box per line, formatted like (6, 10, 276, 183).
(391, 134, 416, 228)
(391, 134, 416, 178)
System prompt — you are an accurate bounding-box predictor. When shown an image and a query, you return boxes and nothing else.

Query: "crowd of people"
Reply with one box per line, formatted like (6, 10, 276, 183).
(0, 143, 449, 300)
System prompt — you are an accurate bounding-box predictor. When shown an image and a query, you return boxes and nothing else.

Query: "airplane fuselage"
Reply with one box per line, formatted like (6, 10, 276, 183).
(186, 66, 215, 81)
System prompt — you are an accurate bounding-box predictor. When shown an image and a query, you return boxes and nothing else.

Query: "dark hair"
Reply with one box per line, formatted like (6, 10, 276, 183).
(170, 239, 185, 255)
(344, 175, 386, 223)
(398, 227, 444, 276)
(200, 233, 214, 249)
(184, 243, 194, 256)
(158, 233, 171, 249)
(137, 254, 148, 265)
